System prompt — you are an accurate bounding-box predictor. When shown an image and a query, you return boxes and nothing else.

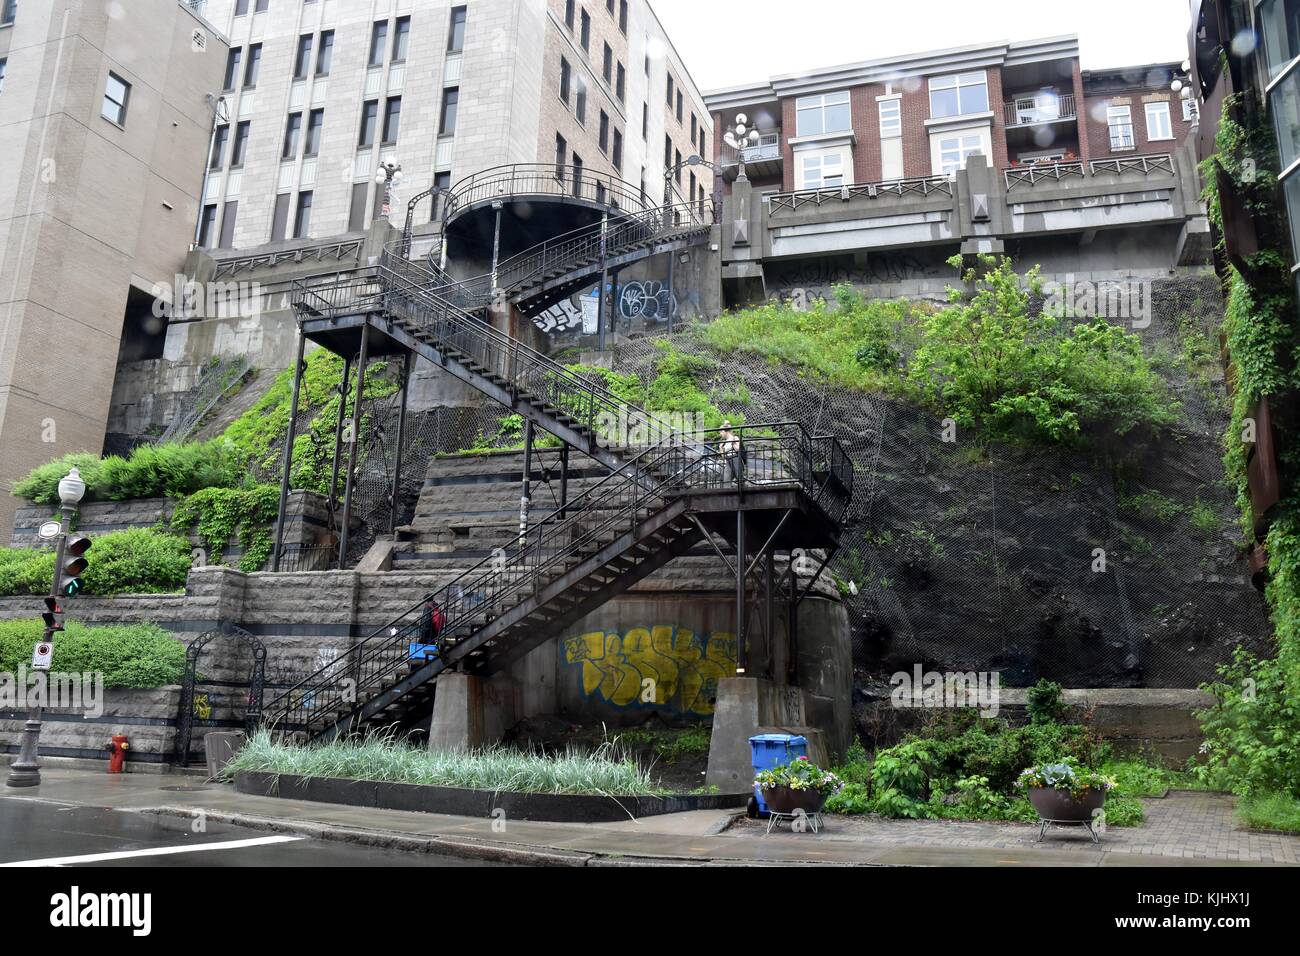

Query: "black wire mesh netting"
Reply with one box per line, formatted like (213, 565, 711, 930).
(616, 274, 1272, 689)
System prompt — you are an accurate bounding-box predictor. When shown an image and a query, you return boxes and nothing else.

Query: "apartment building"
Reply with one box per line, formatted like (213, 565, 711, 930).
(706, 36, 1197, 193)
(0, 0, 227, 537)
(194, 0, 711, 251)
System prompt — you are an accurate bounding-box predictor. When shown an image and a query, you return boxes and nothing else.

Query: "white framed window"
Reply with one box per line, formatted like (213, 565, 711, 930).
(800, 152, 845, 190)
(929, 71, 988, 118)
(1107, 105, 1134, 150)
(1145, 100, 1173, 141)
(101, 72, 130, 126)
(795, 90, 851, 137)
(936, 132, 985, 176)
(1182, 97, 1199, 122)
(878, 97, 901, 138)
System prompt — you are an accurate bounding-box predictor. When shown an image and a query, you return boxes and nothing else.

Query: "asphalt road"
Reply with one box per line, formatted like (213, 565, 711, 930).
(0, 796, 497, 867)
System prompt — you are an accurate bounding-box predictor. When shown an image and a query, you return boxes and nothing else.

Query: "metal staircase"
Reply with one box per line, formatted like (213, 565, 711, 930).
(263, 423, 852, 742)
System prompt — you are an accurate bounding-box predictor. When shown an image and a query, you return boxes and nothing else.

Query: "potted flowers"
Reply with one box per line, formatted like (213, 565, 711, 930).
(1017, 760, 1116, 841)
(754, 756, 843, 815)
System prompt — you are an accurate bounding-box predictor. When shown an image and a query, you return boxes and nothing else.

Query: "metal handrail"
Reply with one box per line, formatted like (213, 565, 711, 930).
(263, 422, 852, 738)
(768, 175, 953, 214)
(443, 164, 651, 223)
(1003, 93, 1076, 127)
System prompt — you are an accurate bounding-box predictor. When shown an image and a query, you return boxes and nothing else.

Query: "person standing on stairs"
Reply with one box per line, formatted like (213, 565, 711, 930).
(719, 421, 744, 485)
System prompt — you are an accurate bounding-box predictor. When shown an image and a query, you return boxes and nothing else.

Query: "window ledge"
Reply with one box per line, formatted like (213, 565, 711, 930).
(924, 111, 995, 131)
(788, 131, 857, 148)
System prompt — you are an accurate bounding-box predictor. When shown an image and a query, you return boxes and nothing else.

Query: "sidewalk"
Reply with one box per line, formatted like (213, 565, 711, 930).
(3, 769, 1295, 866)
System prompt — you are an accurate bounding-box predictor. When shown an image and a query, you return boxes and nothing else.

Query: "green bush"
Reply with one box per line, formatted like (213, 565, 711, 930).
(0, 619, 184, 688)
(1026, 678, 1067, 725)
(1235, 791, 1300, 833)
(906, 255, 1177, 445)
(0, 529, 192, 596)
(170, 485, 281, 573)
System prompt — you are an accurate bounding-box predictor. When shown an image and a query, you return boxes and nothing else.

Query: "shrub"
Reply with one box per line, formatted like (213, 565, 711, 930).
(170, 485, 281, 572)
(906, 255, 1176, 445)
(0, 529, 192, 596)
(1026, 678, 1067, 725)
(0, 619, 184, 688)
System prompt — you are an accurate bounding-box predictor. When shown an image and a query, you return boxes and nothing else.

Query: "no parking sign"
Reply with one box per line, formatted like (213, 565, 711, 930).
(32, 642, 53, 671)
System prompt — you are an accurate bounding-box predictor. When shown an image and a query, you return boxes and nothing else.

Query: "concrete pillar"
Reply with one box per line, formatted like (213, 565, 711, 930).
(428, 674, 485, 753)
(704, 676, 835, 792)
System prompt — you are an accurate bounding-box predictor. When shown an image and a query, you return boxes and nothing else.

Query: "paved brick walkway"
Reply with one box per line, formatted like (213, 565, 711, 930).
(730, 791, 1300, 864)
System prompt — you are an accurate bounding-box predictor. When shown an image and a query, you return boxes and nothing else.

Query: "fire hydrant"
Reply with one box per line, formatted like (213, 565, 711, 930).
(106, 735, 129, 774)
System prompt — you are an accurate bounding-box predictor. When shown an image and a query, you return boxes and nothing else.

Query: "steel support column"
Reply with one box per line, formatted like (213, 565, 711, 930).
(521, 419, 534, 539)
(272, 331, 307, 572)
(736, 510, 747, 675)
(559, 442, 569, 520)
(327, 356, 352, 523)
(387, 352, 412, 536)
(338, 328, 370, 567)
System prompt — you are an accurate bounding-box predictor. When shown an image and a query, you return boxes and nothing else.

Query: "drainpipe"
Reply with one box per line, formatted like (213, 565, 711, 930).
(192, 94, 227, 249)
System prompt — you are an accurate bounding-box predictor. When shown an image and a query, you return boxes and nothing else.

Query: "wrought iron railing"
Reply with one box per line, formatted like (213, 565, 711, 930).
(442, 164, 651, 223)
(1003, 93, 1076, 128)
(263, 422, 852, 739)
(767, 175, 953, 215)
(211, 239, 364, 279)
(1004, 152, 1174, 191)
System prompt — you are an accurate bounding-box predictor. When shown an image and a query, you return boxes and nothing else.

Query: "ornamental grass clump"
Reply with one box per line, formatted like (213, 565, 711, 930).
(224, 729, 664, 796)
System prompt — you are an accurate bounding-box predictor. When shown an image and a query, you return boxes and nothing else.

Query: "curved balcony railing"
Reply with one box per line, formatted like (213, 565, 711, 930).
(443, 164, 652, 223)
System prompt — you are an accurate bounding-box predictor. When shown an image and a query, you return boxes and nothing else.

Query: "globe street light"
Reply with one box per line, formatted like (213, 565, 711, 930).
(375, 160, 404, 221)
(6, 467, 87, 788)
(722, 113, 762, 180)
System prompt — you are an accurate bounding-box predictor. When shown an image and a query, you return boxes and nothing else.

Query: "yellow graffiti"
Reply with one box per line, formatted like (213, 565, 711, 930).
(563, 626, 736, 715)
(193, 693, 212, 720)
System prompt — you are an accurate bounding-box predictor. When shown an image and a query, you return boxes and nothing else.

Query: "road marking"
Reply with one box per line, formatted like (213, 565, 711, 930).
(1, 835, 304, 867)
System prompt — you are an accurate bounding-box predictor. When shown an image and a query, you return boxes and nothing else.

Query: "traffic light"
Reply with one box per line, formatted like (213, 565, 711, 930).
(60, 535, 92, 597)
(41, 596, 64, 633)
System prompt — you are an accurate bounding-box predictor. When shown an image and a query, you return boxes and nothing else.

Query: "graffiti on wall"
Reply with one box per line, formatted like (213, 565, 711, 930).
(532, 276, 683, 336)
(767, 251, 944, 295)
(618, 281, 677, 321)
(534, 293, 597, 334)
(562, 625, 737, 715)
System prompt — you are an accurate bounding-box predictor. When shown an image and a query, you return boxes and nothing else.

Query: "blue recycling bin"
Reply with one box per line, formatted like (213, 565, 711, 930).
(749, 733, 808, 816)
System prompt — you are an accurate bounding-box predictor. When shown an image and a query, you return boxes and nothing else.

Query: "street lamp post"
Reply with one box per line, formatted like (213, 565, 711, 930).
(375, 160, 404, 221)
(1170, 59, 1198, 131)
(723, 113, 762, 181)
(6, 467, 86, 788)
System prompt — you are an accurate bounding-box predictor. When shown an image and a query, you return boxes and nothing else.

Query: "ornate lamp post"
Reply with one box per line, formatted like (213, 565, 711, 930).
(1171, 59, 1198, 131)
(375, 160, 404, 220)
(722, 113, 762, 180)
(6, 467, 86, 788)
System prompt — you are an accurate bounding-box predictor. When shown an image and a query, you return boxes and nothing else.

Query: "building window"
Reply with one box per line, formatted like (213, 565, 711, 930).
(369, 21, 388, 68)
(795, 90, 850, 137)
(255, 0, 268, 11)
(244, 43, 262, 87)
(219, 201, 238, 249)
(382, 96, 401, 144)
(572, 153, 583, 197)
(1, 57, 8, 94)
(293, 190, 314, 239)
(304, 108, 324, 156)
(606, 0, 614, 15)
(1145, 100, 1173, 141)
(676, 90, 683, 123)
(642, 102, 649, 139)
(613, 128, 623, 171)
(386, 16, 407, 62)
(879, 97, 901, 138)
(210, 124, 229, 169)
(616, 62, 625, 102)
(101, 72, 130, 126)
(1, 0, 16, 25)
(448, 7, 466, 54)
(599, 110, 609, 153)
(688, 170, 695, 204)
(231, 121, 251, 167)
(575, 76, 587, 125)
(619, 0, 628, 33)
(565, 0, 575, 30)
(235, 0, 248, 15)
(293, 34, 312, 81)
(674, 149, 682, 183)
(580, 9, 591, 50)
(556, 133, 568, 178)
(664, 133, 672, 167)
(690, 113, 697, 142)
(603, 43, 612, 84)
(560, 57, 571, 104)
(800, 152, 844, 189)
(315, 32, 333, 76)
(439, 87, 459, 136)
(699, 131, 706, 160)
(667, 74, 675, 107)
(270, 193, 290, 241)
(431, 170, 451, 222)
(929, 72, 988, 118)
(349, 182, 370, 232)
(1260, 0, 1300, 79)
(1107, 105, 1134, 150)
(1270, 66, 1300, 169)
(198, 204, 218, 248)
(358, 100, 378, 146)
(222, 48, 242, 92)
(936, 132, 984, 175)
(282, 112, 302, 158)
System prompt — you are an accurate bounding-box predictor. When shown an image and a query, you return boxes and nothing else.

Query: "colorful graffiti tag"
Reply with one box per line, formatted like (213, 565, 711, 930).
(562, 625, 737, 715)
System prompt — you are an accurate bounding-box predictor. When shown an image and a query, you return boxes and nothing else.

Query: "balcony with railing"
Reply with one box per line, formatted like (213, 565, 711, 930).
(1003, 92, 1077, 129)
(720, 131, 783, 178)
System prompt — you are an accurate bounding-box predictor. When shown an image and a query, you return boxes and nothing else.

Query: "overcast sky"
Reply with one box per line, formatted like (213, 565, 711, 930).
(653, 0, 1192, 92)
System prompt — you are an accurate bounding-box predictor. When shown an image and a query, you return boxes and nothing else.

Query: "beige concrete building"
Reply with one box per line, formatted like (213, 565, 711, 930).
(193, 0, 711, 249)
(0, 0, 228, 536)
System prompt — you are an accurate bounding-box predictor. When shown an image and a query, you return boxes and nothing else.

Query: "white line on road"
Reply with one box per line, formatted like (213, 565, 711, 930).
(1, 835, 305, 867)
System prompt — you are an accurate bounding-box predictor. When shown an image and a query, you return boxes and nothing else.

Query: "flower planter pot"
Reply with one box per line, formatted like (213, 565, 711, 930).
(760, 785, 827, 816)
(1027, 785, 1106, 823)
